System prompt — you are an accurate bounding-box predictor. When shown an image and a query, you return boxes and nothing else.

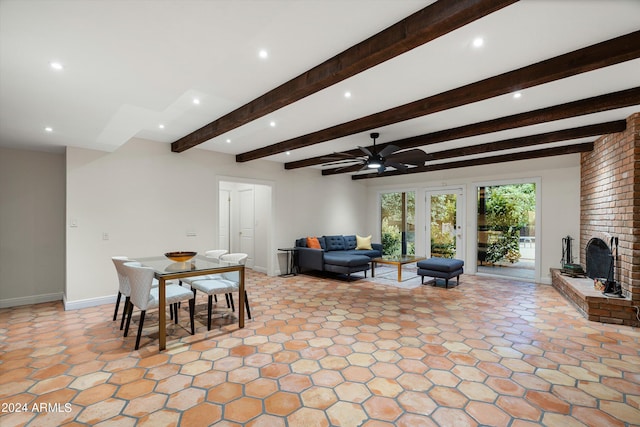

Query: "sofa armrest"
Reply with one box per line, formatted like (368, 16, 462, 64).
(372, 243, 382, 253)
(296, 247, 325, 271)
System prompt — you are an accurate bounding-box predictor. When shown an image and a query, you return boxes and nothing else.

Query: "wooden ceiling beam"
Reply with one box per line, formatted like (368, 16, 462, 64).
(286, 87, 640, 170)
(170, 0, 517, 153)
(351, 143, 594, 180)
(239, 30, 640, 162)
(321, 120, 626, 176)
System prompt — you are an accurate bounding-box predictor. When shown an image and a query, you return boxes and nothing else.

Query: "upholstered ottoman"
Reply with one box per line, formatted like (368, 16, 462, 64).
(417, 258, 464, 288)
(323, 253, 370, 281)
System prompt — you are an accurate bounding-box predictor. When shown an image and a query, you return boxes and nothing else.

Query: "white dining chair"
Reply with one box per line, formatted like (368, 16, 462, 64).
(112, 256, 136, 331)
(113, 256, 173, 331)
(179, 249, 228, 286)
(188, 253, 251, 330)
(122, 261, 195, 350)
(205, 249, 228, 259)
(179, 250, 229, 308)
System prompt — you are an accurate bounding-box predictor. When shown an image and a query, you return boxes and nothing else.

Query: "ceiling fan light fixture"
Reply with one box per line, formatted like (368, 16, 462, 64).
(367, 161, 381, 169)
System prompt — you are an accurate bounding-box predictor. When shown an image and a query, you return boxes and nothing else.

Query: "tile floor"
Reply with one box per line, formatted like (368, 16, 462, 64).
(1, 271, 640, 427)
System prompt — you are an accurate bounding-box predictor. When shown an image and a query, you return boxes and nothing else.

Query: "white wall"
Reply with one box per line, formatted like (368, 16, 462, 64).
(0, 148, 66, 307)
(3, 140, 580, 308)
(364, 155, 581, 284)
(65, 138, 367, 308)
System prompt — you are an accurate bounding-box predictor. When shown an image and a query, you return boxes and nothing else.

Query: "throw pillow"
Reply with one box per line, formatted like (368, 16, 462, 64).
(356, 234, 372, 250)
(307, 236, 322, 249)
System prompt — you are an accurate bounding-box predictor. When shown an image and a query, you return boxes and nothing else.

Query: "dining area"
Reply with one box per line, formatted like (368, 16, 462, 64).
(111, 250, 250, 351)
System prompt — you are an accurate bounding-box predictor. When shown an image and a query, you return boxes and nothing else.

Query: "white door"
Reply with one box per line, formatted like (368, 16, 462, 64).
(426, 188, 464, 259)
(219, 190, 231, 251)
(238, 187, 255, 267)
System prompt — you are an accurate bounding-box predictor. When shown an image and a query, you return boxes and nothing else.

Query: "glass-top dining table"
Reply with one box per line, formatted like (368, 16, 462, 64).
(135, 255, 246, 351)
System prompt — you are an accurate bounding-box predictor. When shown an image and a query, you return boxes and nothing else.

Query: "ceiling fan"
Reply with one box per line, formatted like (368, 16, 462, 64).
(323, 132, 429, 174)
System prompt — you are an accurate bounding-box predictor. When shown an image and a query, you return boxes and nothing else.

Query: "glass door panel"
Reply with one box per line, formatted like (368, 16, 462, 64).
(380, 191, 415, 256)
(477, 183, 536, 280)
(427, 188, 463, 259)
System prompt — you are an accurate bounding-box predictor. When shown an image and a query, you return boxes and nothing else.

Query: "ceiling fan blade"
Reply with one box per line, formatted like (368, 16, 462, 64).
(357, 146, 373, 157)
(385, 162, 409, 172)
(321, 152, 362, 161)
(386, 149, 429, 166)
(322, 159, 363, 167)
(378, 144, 402, 158)
(333, 162, 366, 173)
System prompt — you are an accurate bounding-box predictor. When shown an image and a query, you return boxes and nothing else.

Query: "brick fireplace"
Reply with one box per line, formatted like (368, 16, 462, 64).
(552, 112, 640, 326)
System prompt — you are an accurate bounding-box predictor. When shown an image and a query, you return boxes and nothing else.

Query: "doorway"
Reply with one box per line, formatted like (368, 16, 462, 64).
(476, 181, 537, 281)
(218, 179, 273, 275)
(426, 188, 464, 259)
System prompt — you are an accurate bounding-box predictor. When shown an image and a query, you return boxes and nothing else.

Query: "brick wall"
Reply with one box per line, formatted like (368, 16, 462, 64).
(580, 112, 640, 303)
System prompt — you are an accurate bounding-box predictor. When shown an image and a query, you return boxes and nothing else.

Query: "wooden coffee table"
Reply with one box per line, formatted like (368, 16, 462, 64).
(371, 255, 426, 282)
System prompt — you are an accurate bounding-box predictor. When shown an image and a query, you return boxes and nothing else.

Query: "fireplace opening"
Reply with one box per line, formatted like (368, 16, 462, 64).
(585, 237, 613, 281)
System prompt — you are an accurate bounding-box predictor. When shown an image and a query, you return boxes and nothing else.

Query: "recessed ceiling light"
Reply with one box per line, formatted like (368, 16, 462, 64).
(259, 49, 268, 59)
(513, 92, 522, 99)
(50, 61, 63, 70)
(158, 124, 165, 129)
(286, 151, 291, 156)
(344, 91, 352, 99)
(44, 127, 53, 132)
(193, 98, 200, 105)
(472, 37, 484, 48)
(226, 139, 231, 144)
(269, 121, 276, 127)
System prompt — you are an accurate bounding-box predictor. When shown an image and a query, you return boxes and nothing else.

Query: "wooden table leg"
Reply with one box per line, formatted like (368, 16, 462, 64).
(397, 264, 402, 282)
(159, 277, 166, 351)
(238, 267, 245, 329)
(371, 261, 376, 278)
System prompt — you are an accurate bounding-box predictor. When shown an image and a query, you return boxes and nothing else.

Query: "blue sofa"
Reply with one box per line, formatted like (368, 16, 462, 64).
(295, 235, 382, 280)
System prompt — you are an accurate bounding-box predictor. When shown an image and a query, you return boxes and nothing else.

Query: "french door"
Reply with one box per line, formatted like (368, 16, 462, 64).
(380, 191, 415, 256)
(426, 188, 464, 259)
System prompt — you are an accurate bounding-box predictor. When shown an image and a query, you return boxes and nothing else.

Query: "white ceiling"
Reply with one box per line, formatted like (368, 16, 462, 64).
(1, 0, 639, 175)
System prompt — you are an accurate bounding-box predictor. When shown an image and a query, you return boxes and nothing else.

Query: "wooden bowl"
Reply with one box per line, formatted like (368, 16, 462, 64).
(164, 251, 197, 262)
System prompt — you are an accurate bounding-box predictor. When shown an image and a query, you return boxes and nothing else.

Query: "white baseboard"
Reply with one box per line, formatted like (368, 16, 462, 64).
(64, 294, 116, 311)
(0, 292, 64, 308)
(252, 265, 268, 274)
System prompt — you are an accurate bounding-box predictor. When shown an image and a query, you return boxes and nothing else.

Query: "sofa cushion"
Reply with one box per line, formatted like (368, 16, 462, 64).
(324, 235, 346, 251)
(344, 235, 357, 250)
(343, 249, 381, 258)
(323, 253, 370, 267)
(417, 258, 464, 272)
